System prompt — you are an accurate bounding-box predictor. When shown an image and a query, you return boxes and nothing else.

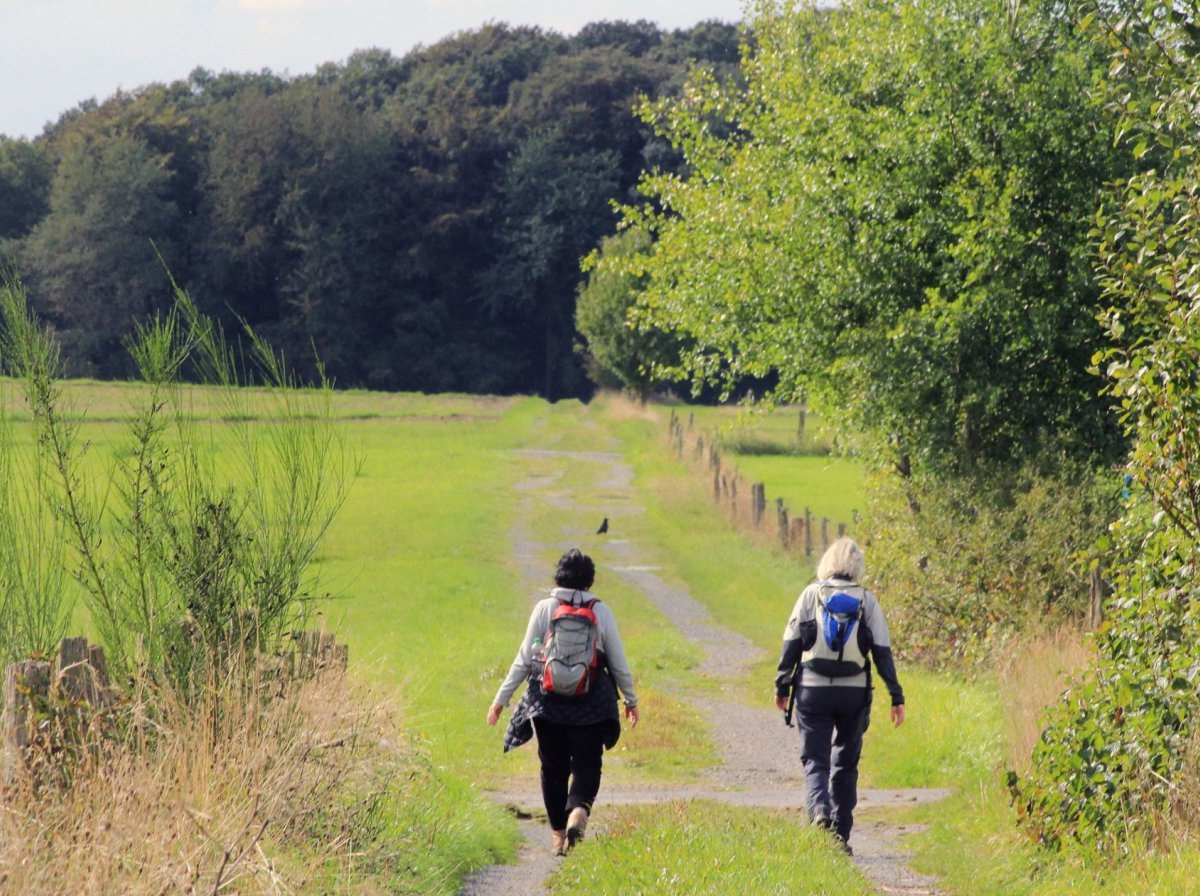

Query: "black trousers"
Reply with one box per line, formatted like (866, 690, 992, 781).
(795, 685, 871, 842)
(532, 718, 608, 830)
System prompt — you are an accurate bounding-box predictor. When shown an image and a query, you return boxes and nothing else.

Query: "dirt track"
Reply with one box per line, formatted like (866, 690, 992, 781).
(460, 445, 947, 896)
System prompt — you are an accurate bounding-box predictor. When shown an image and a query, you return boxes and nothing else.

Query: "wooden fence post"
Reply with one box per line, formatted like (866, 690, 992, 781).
(777, 499, 789, 549)
(295, 630, 349, 677)
(821, 517, 830, 552)
(55, 636, 102, 705)
(752, 483, 766, 527)
(1089, 565, 1110, 629)
(2, 659, 50, 783)
(804, 507, 813, 557)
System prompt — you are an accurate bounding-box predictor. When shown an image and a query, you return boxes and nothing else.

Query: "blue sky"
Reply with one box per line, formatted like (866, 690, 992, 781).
(1, 0, 746, 139)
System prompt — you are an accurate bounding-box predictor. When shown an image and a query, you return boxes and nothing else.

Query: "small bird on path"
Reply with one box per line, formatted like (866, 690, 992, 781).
(596, 517, 609, 534)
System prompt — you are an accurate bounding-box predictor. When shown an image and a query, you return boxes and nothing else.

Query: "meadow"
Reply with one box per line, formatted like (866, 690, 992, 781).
(7, 382, 1200, 894)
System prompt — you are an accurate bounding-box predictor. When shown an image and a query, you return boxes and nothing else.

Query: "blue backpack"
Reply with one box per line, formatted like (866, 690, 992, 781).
(802, 583, 869, 679)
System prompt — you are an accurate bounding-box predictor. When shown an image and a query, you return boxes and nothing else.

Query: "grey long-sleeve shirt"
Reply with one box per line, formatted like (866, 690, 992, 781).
(493, 587, 638, 709)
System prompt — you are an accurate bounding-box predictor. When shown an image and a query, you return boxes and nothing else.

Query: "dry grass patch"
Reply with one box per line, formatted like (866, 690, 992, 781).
(592, 391, 665, 423)
(0, 668, 409, 895)
(997, 626, 1095, 774)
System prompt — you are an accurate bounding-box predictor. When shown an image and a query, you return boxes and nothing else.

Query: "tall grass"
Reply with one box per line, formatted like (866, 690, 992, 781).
(996, 628, 1095, 774)
(0, 663, 505, 895)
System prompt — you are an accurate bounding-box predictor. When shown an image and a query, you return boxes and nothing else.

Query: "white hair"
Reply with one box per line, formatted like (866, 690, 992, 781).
(816, 537, 865, 582)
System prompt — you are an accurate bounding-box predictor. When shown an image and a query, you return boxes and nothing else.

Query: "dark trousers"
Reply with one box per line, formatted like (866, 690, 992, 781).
(532, 718, 607, 831)
(795, 685, 871, 842)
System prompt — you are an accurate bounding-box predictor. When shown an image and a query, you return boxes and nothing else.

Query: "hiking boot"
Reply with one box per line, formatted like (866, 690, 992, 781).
(811, 811, 832, 830)
(551, 830, 568, 857)
(566, 807, 589, 848)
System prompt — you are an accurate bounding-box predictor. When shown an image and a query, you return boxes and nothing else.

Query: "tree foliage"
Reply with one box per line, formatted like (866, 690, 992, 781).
(1016, 0, 1200, 853)
(22, 131, 181, 376)
(5, 20, 742, 397)
(623, 0, 1127, 475)
(576, 227, 684, 400)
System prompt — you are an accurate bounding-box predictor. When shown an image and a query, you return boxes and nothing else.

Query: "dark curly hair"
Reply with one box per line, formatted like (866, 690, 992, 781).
(554, 548, 595, 591)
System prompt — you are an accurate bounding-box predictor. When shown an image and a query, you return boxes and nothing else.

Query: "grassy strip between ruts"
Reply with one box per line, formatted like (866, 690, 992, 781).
(545, 801, 874, 896)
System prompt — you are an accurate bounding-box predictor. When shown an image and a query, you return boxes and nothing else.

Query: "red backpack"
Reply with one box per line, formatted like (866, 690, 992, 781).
(539, 597, 601, 698)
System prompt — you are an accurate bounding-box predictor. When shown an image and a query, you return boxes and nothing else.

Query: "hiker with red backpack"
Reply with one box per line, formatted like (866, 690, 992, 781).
(487, 548, 639, 857)
(774, 537, 906, 854)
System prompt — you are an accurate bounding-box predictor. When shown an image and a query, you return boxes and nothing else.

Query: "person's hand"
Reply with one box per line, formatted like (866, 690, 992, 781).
(774, 695, 789, 712)
(891, 704, 906, 728)
(625, 704, 639, 728)
(487, 703, 503, 727)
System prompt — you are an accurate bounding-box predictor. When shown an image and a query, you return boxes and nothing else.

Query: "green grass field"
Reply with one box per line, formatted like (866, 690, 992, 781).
(674, 403, 864, 528)
(21, 383, 1200, 895)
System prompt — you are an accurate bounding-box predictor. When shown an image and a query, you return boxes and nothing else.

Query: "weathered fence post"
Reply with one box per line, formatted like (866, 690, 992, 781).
(789, 517, 803, 553)
(752, 483, 766, 527)
(55, 636, 102, 705)
(2, 659, 50, 783)
(804, 507, 813, 557)
(295, 630, 350, 677)
(838, 522, 847, 538)
(821, 517, 830, 552)
(1089, 565, 1110, 629)
(777, 499, 789, 550)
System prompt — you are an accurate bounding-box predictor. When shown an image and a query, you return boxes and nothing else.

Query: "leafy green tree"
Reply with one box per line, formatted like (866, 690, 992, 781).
(0, 137, 52, 244)
(576, 227, 683, 400)
(1017, 0, 1200, 853)
(573, 20, 664, 56)
(486, 124, 621, 398)
(626, 0, 1127, 475)
(12, 19, 755, 397)
(21, 130, 180, 376)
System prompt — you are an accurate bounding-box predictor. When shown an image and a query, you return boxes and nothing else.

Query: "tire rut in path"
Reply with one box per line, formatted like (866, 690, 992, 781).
(460, 448, 947, 896)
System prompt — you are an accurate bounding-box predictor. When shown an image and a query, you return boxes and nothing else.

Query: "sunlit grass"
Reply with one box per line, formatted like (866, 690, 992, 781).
(546, 801, 874, 896)
(22, 384, 1200, 894)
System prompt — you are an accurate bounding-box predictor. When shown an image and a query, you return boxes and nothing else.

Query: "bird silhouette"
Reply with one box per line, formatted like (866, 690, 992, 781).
(596, 517, 609, 534)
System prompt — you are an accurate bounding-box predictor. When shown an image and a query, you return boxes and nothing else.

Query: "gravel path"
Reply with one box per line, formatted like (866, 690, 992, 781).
(460, 447, 947, 896)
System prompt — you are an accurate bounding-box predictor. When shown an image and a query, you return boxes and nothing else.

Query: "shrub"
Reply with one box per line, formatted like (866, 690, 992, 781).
(865, 458, 1118, 669)
(0, 271, 351, 692)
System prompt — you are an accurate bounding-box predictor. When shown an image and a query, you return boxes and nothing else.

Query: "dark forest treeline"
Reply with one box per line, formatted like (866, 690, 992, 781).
(0, 20, 741, 397)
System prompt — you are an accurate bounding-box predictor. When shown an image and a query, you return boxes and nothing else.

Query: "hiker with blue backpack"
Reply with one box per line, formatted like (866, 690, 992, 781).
(774, 537, 906, 854)
(487, 548, 639, 857)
